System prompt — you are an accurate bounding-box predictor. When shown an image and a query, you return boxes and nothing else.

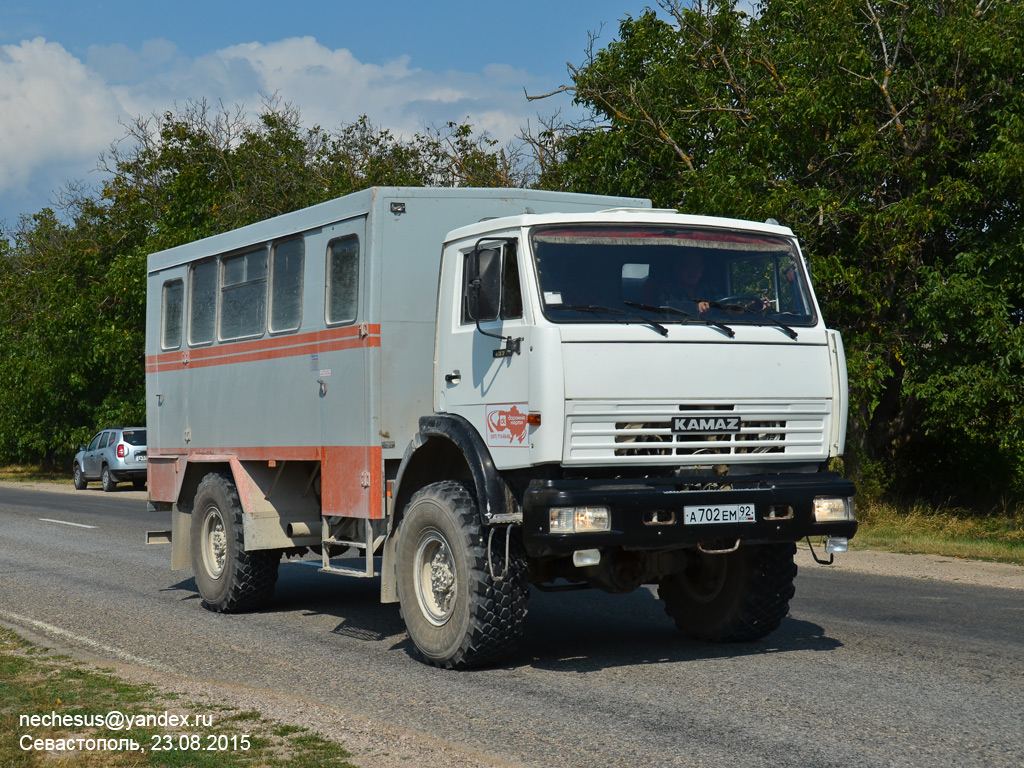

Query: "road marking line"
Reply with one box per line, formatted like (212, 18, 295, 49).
(38, 518, 97, 529)
(0, 609, 176, 674)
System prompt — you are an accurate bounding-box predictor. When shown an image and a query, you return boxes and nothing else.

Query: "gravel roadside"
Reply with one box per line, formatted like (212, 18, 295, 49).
(795, 544, 1024, 591)
(5, 479, 1022, 767)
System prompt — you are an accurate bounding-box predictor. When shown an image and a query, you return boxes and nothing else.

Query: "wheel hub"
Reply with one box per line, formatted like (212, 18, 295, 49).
(430, 548, 455, 607)
(415, 532, 456, 626)
(203, 511, 227, 578)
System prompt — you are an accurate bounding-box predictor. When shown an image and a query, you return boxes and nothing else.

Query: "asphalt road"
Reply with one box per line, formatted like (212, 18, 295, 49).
(1, 485, 1022, 768)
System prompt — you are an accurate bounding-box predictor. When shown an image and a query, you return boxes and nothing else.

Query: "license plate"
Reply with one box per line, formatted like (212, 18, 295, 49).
(136, 453, 147, 462)
(683, 504, 756, 525)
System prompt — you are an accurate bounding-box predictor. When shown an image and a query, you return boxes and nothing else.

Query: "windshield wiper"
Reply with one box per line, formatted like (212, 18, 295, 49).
(623, 300, 736, 339)
(707, 301, 798, 339)
(550, 303, 668, 337)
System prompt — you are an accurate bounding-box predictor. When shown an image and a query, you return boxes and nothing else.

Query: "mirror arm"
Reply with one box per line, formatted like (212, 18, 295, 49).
(474, 316, 523, 358)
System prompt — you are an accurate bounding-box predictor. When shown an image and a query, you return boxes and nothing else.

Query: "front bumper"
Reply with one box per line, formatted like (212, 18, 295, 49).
(520, 471, 856, 557)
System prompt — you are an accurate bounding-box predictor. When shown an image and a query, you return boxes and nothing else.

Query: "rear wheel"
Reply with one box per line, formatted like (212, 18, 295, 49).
(190, 472, 280, 612)
(659, 543, 797, 642)
(101, 465, 117, 492)
(396, 481, 529, 668)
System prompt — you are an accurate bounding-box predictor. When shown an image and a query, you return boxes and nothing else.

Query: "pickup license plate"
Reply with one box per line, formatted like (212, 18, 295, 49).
(683, 504, 755, 525)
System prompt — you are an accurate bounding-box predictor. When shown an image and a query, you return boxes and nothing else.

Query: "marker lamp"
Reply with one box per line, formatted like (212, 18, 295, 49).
(813, 497, 855, 522)
(549, 506, 611, 533)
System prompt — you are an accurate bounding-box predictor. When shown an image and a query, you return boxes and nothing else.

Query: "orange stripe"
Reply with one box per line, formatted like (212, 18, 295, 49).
(147, 324, 377, 364)
(146, 325, 380, 373)
(150, 446, 325, 461)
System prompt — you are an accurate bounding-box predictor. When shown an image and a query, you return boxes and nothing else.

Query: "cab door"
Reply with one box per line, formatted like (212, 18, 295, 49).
(436, 237, 534, 469)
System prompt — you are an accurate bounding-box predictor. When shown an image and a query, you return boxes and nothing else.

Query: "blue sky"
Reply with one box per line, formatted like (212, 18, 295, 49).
(0, 0, 669, 229)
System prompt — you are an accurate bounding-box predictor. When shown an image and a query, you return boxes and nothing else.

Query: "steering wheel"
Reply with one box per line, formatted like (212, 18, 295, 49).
(717, 294, 761, 308)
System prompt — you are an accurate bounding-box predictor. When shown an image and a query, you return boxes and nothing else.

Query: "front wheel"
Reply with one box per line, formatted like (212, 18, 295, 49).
(396, 481, 529, 669)
(659, 543, 797, 642)
(73, 463, 87, 490)
(190, 472, 280, 613)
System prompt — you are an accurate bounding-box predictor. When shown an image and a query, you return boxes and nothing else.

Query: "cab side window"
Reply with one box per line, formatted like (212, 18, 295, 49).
(461, 242, 523, 324)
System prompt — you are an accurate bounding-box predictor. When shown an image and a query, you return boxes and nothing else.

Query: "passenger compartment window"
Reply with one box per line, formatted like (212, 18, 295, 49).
(270, 237, 304, 333)
(326, 236, 359, 325)
(220, 248, 268, 340)
(161, 279, 184, 350)
(189, 259, 217, 345)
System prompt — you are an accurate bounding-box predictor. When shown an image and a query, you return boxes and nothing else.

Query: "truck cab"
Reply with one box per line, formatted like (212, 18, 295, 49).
(390, 207, 855, 664)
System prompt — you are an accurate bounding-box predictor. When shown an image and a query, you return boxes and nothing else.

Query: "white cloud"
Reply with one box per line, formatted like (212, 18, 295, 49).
(0, 35, 559, 224)
(0, 38, 125, 197)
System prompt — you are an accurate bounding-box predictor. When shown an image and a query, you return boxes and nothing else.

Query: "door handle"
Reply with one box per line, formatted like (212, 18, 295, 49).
(444, 370, 462, 384)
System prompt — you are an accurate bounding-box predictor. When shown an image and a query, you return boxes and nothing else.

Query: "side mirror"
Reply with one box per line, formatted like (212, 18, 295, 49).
(466, 247, 501, 322)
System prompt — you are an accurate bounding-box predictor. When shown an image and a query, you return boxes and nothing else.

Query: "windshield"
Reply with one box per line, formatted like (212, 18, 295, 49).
(531, 225, 816, 329)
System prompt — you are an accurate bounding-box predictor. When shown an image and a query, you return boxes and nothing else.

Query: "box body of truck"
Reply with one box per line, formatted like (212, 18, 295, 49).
(146, 186, 856, 668)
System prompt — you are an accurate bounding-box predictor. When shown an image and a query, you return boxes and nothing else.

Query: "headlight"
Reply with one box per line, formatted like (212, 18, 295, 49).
(549, 506, 611, 533)
(813, 497, 855, 522)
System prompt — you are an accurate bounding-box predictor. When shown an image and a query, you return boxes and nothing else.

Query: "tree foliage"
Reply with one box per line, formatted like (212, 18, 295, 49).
(0, 101, 519, 465)
(542, 0, 1024, 502)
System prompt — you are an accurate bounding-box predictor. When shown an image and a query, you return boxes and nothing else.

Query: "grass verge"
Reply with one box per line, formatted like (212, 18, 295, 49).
(0, 465, 68, 483)
(0, 627, 357, 767)
(854, 501, 1024, 565)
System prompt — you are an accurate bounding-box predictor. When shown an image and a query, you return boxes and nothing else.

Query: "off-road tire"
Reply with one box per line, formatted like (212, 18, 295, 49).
(101, 465, 117, 492)
(659, 542, 797, 642)
(190, 472, 280, 613)
(396, 480, 529, 669)
(73, 463, 87, 490)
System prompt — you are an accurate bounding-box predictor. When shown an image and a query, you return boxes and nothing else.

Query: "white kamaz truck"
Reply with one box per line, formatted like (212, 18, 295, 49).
(146, 186, 856, 668)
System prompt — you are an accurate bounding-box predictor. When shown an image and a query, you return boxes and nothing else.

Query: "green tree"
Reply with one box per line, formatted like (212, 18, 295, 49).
(0, 210, 112, 460)
(541, 0, 1024, 502)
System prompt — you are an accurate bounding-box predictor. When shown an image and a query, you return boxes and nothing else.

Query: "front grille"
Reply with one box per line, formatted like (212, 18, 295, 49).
(614, 419, 786, 456)
(566, 401, 828, 465)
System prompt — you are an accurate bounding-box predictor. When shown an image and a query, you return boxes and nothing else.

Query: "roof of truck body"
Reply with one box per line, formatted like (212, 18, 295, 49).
(147, 186, 651, 273)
